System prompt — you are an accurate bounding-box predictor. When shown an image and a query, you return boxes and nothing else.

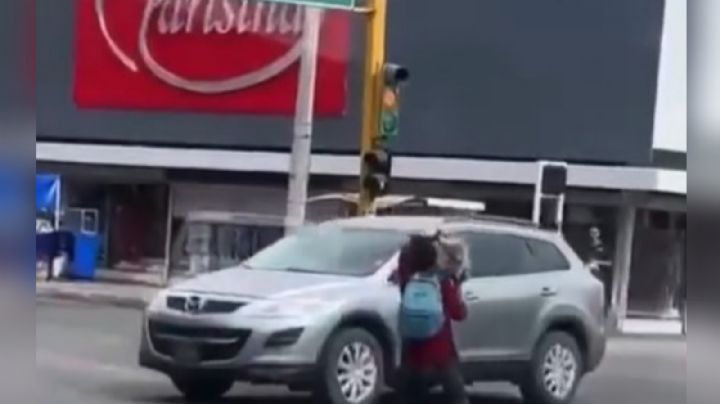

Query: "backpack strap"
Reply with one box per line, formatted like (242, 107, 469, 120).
(412, 271, 443, 289)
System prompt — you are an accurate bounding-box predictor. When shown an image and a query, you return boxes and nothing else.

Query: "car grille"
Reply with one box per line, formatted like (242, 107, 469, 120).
(166, 295, 247, 314)
(148, 320, 251, 362)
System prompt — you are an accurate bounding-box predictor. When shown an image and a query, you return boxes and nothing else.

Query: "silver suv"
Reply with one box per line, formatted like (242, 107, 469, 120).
(139, 215, 606, 404)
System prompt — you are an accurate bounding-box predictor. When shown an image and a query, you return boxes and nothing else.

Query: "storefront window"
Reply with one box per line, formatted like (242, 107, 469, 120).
(563, 206, 616, 264)
(170, 215, 285, 275)
(563, 205, 617, 312)
(627, 210, 686, 319)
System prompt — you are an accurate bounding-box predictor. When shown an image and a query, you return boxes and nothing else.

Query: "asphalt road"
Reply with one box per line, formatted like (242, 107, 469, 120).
(35, 298, 686, 404)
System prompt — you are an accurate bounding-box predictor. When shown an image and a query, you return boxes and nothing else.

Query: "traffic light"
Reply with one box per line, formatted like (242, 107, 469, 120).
(359, 63, 409, 212)
(532, 161, 568, 230)
(379, 64, 409, 140)
(361, 148, 392, 199)
(541, 164, 568, 195)
(383, 63, 410, 86)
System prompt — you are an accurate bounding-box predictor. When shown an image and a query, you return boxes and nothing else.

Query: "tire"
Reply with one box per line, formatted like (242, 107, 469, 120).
(520, 332, 584, 404)
(313, 328, 385, 404)
(171, 375, 234, 402)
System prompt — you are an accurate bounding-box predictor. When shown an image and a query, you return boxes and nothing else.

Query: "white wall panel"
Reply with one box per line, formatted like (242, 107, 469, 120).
(652, 0, 687, 152)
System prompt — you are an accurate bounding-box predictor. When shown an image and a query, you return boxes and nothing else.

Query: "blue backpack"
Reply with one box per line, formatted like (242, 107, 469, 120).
(399, 272, 446, 340)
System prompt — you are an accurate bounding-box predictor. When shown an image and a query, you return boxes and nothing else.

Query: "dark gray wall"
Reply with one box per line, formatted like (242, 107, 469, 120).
(37, 0, 665, 165)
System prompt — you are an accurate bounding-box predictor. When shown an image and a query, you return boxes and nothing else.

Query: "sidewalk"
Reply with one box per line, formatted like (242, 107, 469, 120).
(35, 269, 164, 309)
(36, 280, 159, 309)
(621, 318, 684, 337)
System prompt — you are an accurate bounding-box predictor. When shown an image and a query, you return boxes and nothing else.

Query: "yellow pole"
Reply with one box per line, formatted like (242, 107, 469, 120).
(357, 0, 387, 216)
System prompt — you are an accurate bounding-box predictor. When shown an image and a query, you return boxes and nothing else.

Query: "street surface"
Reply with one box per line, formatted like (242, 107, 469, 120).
(36, 298, 686, 404)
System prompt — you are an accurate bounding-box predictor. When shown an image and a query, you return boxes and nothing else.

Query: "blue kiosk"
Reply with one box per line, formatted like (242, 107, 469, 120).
(36, 174, 100, 280)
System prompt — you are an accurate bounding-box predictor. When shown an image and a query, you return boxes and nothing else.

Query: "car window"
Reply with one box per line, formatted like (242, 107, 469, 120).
(460, 232, 534, 277)
(525, 238, 571, 272)
(244, 224, 408, 277)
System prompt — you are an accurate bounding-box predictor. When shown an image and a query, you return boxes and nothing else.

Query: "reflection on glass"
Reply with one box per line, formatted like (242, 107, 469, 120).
(246, 225, 407, 277)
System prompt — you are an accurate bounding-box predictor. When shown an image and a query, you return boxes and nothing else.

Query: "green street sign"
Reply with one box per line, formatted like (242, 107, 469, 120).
(263, 0, 357, 10)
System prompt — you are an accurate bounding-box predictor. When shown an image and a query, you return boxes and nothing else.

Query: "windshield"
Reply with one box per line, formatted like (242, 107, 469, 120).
(244, 225, 408, 277)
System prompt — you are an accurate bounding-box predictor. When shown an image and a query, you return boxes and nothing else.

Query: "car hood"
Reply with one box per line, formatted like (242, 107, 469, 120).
(170, 267, 360, 300)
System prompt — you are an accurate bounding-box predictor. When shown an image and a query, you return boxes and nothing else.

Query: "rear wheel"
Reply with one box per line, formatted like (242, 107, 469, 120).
(171, 375, 234, 402)
(314, 328, 385, 404)
(520, 332, 583, 404)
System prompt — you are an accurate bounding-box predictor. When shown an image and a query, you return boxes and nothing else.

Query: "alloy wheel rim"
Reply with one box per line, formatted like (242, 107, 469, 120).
(542, 343, 578, 400)
(336, 342, 378, 403)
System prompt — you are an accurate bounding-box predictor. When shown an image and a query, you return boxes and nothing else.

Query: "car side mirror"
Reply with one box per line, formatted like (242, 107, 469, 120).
(586, 259, 600, 272)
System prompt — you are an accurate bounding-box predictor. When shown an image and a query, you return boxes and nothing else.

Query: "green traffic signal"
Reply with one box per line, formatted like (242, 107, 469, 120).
(381, 110, 398, 138)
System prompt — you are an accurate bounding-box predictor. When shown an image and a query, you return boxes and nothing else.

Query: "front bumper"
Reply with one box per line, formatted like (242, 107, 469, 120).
(139, 347, 316, 385)
(138, 310, 333, 385)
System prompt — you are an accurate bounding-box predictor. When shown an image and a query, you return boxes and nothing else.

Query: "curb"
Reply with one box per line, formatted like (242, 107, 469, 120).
(614, 334, 686, 342)
(36, 287, 150, 310)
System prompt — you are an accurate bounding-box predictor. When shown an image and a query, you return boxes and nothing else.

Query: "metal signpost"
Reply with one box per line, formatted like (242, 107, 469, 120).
(269, 0, 360, 234)
(357, 0, 389, 215)
(284, 5, 323, 234)
(273, 0, 380, 232)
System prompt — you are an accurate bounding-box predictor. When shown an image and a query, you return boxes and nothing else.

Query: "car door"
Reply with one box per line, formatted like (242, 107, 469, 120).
(454, 231, 564, 362)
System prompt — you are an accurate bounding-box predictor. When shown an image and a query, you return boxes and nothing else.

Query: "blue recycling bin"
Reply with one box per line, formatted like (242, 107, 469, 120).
(70, 233, 100, 280)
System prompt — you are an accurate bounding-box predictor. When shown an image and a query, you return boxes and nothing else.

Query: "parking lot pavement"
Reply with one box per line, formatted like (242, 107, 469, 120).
(34, 298, 686, 404)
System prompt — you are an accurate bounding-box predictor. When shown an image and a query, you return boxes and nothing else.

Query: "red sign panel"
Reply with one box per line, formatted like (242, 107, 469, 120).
(74, 0, 350, 115)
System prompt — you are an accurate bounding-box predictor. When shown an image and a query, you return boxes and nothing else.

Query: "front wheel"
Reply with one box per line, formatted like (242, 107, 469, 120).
(171, 375, 234, 402)
(521, 332, 583, 404)
(314, 328, 385, 404)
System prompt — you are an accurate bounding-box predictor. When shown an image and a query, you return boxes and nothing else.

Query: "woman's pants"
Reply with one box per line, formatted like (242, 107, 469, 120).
(396, 362, 469, 404)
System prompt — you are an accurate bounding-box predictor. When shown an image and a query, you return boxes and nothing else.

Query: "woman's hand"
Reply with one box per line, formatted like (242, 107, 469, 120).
(452, 268, 469, 284)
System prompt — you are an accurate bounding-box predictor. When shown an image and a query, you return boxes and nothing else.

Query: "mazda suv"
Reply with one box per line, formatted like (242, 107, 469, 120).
(139, 215, 606, 404)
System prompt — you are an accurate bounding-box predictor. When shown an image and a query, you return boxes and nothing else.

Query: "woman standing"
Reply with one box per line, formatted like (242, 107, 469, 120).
(395, 234, 470, 404)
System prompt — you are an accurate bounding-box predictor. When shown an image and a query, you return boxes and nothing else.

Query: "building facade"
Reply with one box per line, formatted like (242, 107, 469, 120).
(35, 0, 686, 328)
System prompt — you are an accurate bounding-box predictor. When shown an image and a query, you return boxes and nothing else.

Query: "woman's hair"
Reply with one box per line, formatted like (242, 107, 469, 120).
(406, 234, 438, 273)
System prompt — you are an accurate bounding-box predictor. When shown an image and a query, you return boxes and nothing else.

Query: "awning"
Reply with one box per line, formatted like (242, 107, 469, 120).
(36, 173, 60, 213)
(37, 142, 687, 195)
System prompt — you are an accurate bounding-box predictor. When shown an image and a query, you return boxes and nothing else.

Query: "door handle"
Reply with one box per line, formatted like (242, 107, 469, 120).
(541, 287, 558, 297)
(463, 291, 480, 302)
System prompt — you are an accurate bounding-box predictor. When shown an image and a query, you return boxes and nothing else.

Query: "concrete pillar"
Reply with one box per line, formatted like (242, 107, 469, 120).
(610, 206, 637, 332)
(162, 186, 174, 286)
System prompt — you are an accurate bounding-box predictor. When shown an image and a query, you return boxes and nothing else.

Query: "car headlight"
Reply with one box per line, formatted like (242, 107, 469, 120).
(242, 298, 341, 319)
(146, 289, 169, 312)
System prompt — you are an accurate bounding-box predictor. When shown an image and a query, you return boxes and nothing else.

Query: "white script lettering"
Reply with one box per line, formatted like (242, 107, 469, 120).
(151, 0, 304, 36)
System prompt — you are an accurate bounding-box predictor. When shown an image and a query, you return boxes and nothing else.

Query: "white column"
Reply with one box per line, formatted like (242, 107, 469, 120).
(611, 206, 637, 332)
(162, 186, 174, 286)
(285, 7, 322, 234)
(652, 0, 686, 152)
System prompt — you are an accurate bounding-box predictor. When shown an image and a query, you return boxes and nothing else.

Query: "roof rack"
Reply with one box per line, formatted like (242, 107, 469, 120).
(308, 193, 486, 213)
(443, 214, 540, 228)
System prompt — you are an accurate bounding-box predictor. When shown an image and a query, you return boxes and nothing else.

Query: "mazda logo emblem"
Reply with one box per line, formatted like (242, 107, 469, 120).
(185, 296, 204, 314)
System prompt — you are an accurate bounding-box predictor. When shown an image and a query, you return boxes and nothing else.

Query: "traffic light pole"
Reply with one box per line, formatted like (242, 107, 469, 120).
(357, 0, 388, 216)
(285, 7, 323, 234)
